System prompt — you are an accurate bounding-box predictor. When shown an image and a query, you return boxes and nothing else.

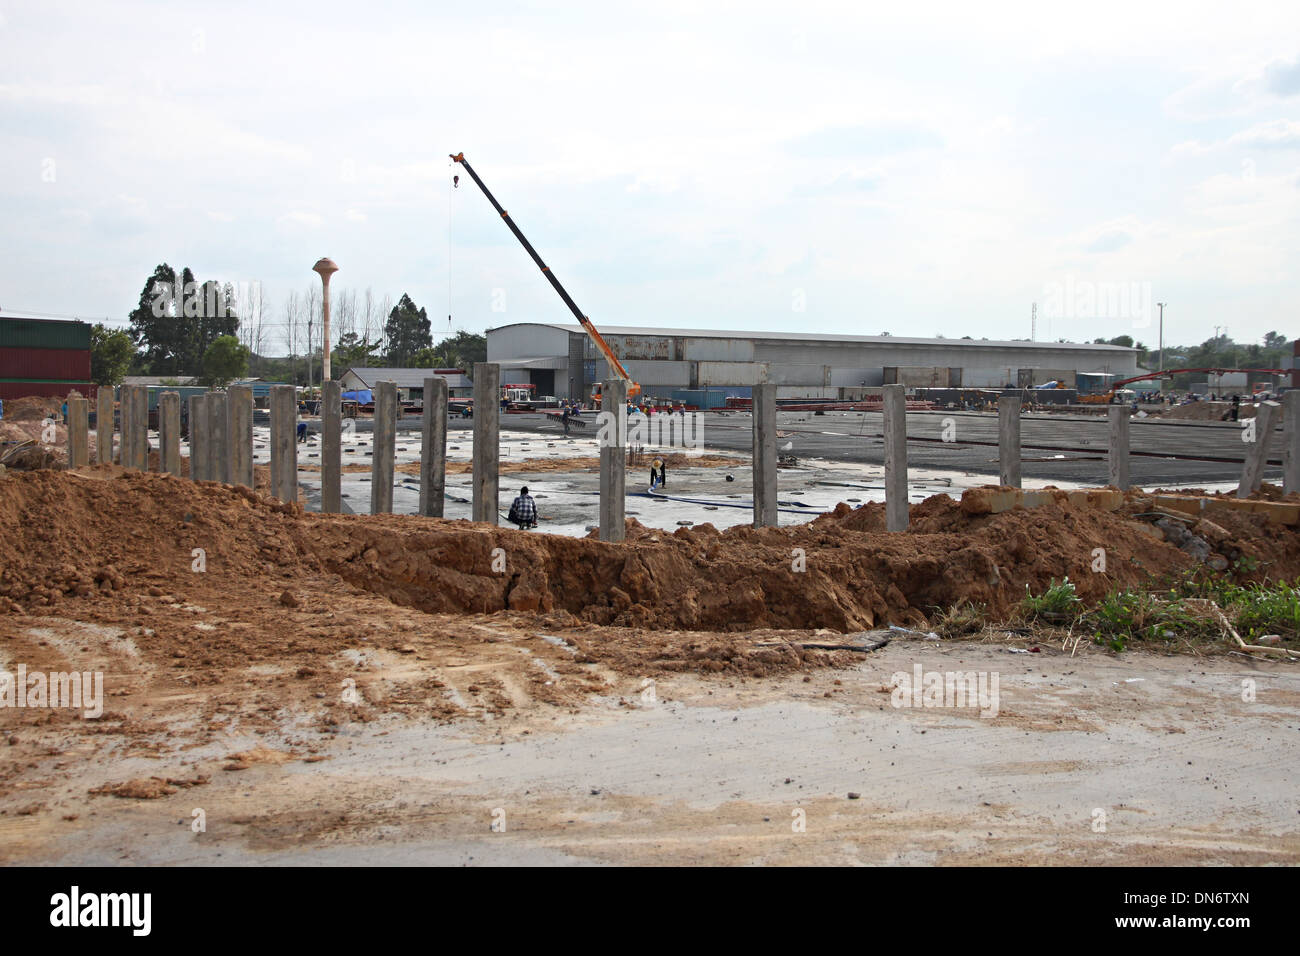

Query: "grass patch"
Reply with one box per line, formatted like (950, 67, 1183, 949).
(1019, 578, 1081, 622)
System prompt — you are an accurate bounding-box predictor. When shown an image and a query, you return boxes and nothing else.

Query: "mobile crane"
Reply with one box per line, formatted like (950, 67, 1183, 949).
(1079, 367, 1288, 404)
(449, 152, 640, 408)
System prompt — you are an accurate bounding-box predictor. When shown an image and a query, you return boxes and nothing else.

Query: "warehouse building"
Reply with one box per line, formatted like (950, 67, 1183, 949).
(486, 323, 1140, 404)
(0, 315, 95, 402)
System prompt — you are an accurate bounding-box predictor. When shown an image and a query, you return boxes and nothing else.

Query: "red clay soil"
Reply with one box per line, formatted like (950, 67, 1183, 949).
(2, 468, 1296, 635)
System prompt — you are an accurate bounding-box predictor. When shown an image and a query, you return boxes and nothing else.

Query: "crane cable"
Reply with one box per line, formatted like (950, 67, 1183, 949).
(447, 159, 455, 329)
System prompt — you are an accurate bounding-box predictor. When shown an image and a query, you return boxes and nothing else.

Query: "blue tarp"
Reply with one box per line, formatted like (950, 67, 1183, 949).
(342, 390, 373, 404)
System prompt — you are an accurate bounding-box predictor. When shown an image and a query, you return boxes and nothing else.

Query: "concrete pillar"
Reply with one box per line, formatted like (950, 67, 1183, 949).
(371, 381, 397, 515)
(158, 391, 181, 476)
(321, 380, 341, 512)
(121, 385, 147, 471)
(1238, 401, 1280, 498)
(228, 385, 253, 489)
(882, 383, 909, 532)
(1284, 390, 1299, 496)
(96, 388, 114, 464)
(752, 383, 778, 528)
(117, 388, 131, 466)
(67, 395, 89, 468)
(998, 394, 1022, 488)
(187, 394, 208, 481)
(1107, 405, 1131, 490)
(270, 385, 297, 503)
(134, 386, 150, 469)
(419, 376, 447, 517)
(207, 391, 229, 484)
(472, 363, 500, 524)
(599, 379, 627, 542)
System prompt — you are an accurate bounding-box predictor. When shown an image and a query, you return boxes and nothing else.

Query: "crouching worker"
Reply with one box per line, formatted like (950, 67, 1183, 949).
(507, 485, 538, 529)
(649, 457, 666, 491)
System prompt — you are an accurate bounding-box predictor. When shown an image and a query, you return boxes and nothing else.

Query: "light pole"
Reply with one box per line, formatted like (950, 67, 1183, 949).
(1157, 302, 1165, 372)
(313, 257, 339, 382)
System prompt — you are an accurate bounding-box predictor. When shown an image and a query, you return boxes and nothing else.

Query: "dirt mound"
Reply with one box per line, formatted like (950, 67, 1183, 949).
(1156, 402, 1272, 422)
(0, 396, 63, 422)
(5, 470, 1296, 638)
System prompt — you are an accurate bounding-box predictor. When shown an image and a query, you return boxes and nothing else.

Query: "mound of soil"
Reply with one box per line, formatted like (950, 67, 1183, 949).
(3, 469, 1295, 635)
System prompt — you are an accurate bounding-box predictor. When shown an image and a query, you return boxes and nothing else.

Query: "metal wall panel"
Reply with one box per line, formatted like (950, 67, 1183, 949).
(620, 360, 691, 387)
(696, 361, 767, 386)
(0, 318, 92, 350)
(0, 381, 95, 401)
(0, 346, 91, 381)
(682, 337, 754, 362)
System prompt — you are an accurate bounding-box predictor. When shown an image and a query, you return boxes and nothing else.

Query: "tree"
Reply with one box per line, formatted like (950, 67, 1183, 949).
(383, 293, 432, 366)
(430, 331, 487, 370)
(127, 263, 240, 375)
(1263, 331, 1288, 352)
(90, 323, 135, 386)
(201, 335, 250, 388)
(334, 331, 380, 372)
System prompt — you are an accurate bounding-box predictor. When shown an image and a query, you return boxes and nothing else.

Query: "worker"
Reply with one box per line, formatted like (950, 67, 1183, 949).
(649, 456, 666, 490)
(507, 485, 538, 529)
(561, 405, 571, 435)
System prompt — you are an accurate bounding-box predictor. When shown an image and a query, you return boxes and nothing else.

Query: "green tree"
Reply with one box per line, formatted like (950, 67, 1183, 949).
(430, 331, 487, 371)
(127, 264, 240, 375)
(334, 331, 381, 372)
(89, 323, 135, 386)
(383, 294, 432, 366)
(201, 335, 250, 388)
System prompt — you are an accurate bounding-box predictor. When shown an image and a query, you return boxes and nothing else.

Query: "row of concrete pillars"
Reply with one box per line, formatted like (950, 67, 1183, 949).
(65, 376, 1300, 535)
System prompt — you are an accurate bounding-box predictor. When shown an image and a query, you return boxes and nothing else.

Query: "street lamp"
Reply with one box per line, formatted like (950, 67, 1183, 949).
(313, 257, 339, 382)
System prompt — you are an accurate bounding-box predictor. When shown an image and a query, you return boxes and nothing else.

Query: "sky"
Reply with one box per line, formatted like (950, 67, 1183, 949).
(2, 0, 1298, 355)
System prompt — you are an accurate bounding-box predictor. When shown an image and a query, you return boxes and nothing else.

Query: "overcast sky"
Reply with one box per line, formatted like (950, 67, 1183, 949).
(2, 0, 1298, 353)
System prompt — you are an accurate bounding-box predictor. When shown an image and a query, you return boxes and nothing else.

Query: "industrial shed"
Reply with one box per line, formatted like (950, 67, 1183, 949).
(486, 323, 1140, 403)
(337, 367, 474, 402)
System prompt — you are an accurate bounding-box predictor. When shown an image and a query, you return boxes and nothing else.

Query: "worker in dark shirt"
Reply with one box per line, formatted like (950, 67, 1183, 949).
(507, 486, 537, 529)
(649, 457, 666, 490)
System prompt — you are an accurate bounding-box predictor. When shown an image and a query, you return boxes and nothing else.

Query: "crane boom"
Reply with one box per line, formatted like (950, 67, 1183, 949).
(449, 152, 636, 395)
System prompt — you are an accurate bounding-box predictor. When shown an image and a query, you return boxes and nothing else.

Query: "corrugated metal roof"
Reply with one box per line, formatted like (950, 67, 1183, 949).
(123, 375, 199, 386)
(341, 367, 473, 388)
(486, 322, 1136, 352)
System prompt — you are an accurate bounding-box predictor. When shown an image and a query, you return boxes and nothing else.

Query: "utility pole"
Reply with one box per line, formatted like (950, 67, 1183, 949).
(1157, 302, 1165, 372)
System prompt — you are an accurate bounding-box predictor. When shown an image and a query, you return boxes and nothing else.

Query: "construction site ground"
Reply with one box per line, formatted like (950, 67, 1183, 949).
(2, 437, 1298, 865)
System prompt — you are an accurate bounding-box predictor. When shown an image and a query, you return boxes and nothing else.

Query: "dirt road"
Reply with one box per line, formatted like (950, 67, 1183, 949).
(2, 623, 1295, 865)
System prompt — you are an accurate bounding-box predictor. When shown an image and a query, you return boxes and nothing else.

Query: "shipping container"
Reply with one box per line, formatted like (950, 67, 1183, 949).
(0, 381, 95, 402)
(0, 316, 92, 350)
(0, 346, 91, 381)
